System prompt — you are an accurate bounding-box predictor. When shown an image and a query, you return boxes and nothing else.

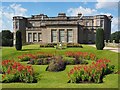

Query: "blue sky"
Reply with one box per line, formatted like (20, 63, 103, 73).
(1, 1, 119, 33)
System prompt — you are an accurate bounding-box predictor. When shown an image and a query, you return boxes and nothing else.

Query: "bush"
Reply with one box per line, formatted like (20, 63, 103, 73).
(68, 59, 114, 83)
(15, 30, 22, 50)
(1, 30, 13, 46)
(46, 56, 66, 72)
(110, 31, 120, 43)
(28, 58, 51, 65)
(96, 28, 105, 50)
(2, 60, 38, 83)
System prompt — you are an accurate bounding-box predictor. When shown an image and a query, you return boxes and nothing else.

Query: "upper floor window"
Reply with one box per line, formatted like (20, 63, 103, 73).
(15, 21, 19, 29)
(100, 20, 104, 27)
(86, 22, 89, 26)
(96, 20, 100, 26)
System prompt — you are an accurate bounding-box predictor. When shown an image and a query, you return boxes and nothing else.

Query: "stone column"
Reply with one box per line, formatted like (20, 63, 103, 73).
(57, 29, 59, 43)
(104, 40, 106, 47)
(26, 32, 28, 42)
(65, 29, 67, 43)
(37, 33, 38, 42)
(113, 40, 115, 46)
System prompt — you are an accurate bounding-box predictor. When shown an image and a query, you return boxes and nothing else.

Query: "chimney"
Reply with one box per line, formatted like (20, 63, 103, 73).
(78, 13, 82, 17)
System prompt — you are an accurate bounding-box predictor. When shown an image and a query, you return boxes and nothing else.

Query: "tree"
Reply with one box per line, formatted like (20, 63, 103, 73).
(96, 28, 105, 50)
(15, 30, 22, 50)
(1, 30, 13, 46)
(110, 31, 120, 43)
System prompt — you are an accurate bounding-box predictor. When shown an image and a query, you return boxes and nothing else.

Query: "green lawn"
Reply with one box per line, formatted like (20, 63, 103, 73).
(1, 44, 119, 88)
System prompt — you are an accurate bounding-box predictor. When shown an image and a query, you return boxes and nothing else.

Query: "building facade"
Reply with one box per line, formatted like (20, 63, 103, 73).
(13, 13, 113, 44)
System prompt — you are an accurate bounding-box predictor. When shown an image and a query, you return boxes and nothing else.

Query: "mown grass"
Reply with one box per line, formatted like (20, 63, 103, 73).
(1, 44, 119, 88)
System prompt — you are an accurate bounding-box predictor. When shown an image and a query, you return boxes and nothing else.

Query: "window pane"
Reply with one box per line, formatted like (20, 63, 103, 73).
(51, 30, 57, 42)
(38, 33, 42, 42)
(59, 30, 65, 42)
(67, 29, 73, 43)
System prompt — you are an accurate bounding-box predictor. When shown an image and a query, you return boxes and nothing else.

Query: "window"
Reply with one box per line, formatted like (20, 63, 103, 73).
(28, 33, 32, 42)
(51, 30, 57, 42)
(100, 20, 104, 27)
(15, 21, 19, 29)
(59, 29, 65, 42)
(86, 22, 89, 26)
(67, 29, 73, 43)
(33, 33, 37, 42)
(96, 20, 100, 26)
(38, 33, 42, 42)
(88, 33, 92, 40)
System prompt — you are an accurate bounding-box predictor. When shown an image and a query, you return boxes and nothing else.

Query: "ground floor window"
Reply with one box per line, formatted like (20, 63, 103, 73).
(51, 30, 57, 43)
(59, 29, 65, 42)
(38, 33, 42, 42)
(28, 33, 32, 42)
(67, 29, 73, 43)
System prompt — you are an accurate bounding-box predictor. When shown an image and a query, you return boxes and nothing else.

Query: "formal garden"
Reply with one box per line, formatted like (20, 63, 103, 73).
(0, 44, 119, 88)
(0, 29, 119, 88)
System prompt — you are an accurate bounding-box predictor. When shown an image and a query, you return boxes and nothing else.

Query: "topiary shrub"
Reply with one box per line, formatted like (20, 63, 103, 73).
(15, 30, 22, 50)
(96, 28, 105, 50)
(46, 56, 66, 72)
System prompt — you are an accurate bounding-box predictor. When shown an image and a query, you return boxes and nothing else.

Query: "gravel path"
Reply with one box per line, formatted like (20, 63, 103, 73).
(88, 45, 120, 53)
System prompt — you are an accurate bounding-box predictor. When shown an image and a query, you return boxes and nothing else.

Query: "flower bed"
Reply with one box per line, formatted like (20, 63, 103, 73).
(68, 59, 115, 83)
(2, 60, 38, 83)
(46, 56, 66, 72)
(65, 51, 97, 61)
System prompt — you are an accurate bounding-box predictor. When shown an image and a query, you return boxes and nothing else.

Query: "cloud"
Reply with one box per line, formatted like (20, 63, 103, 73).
(1, 3, 27, 31)
(67, 6, 97, 16)
(111, 17, 118, 33)
(10, 3, 27, 16)
(67, 5, 118, 33)
(96, 0, 118, 9)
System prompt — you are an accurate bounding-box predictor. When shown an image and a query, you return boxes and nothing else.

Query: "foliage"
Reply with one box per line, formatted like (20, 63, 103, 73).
(2, 60, 38, 83)
(1, 30, 13, 46)
(96, 28, 105, 50)
(46, 56, 66, 72)
(110, 31, 120, 43)
(68, 59, 115, 83)
(15, 30, 22, 50)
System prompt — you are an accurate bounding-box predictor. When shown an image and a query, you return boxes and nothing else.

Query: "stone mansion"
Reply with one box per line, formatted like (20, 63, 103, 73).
(13, 13, 113, 44)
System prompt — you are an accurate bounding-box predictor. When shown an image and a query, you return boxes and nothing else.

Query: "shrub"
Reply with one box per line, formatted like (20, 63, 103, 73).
(96, 28, 105, 50)
(15, 30, 22, 50)
(68, 59, 114, 83)
(2, 60, 38, 83)
(67, 43, 83, 48)
(46, 56, 66, 72)
(63, 57, 75, 65)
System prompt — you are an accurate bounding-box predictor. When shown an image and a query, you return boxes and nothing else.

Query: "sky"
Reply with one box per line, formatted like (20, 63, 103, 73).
(0, 0, 119, 33)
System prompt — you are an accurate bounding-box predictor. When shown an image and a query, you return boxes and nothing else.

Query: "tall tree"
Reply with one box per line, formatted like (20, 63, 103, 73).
(15, 30, 22, 50)
(1, 30, 13, 46)
(110, 31, 120, 43)
(96, 28, 105, 50)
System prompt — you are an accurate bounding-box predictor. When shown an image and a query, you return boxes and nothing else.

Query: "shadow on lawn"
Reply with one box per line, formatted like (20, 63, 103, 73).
(21, 48, 41, 51)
